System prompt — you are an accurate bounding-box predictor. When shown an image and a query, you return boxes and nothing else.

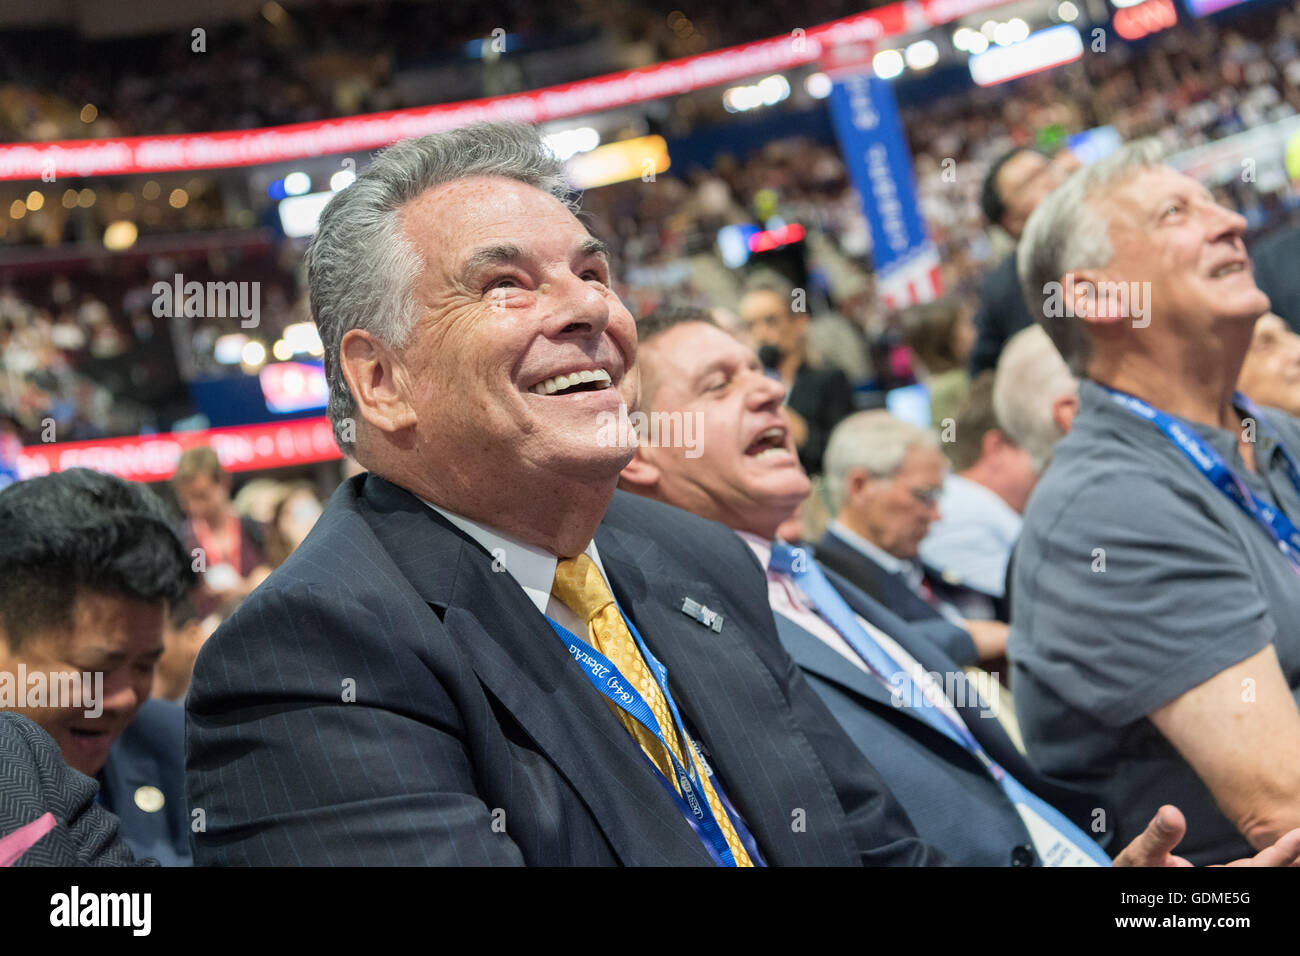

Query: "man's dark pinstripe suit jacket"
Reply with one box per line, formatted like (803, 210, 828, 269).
(185, 473, 945, 866)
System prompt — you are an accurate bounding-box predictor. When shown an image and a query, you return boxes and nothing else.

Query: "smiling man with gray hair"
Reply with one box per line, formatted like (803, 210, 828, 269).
(185, 122, 946, 867)
(1009, 139, 1300, 863)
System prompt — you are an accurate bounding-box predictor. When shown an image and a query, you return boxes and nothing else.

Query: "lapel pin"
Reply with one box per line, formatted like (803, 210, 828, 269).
(134, 785, 165, 813)
(680, 597, 724, 633)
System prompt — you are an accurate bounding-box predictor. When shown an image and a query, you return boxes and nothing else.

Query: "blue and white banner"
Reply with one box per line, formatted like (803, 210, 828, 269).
(827, 69, 942, 309)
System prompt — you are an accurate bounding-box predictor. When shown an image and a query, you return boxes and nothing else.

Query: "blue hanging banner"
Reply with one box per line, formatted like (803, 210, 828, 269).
(825, 50, 942, 309)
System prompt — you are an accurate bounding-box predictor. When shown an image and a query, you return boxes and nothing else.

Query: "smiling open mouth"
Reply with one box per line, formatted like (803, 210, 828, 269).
(1209, 262, 1246, 278)
(529, 369, 613, 396)
(746, 427, 788, 458)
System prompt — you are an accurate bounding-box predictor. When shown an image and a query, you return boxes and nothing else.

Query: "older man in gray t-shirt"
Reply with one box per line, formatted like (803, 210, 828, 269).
(1009, 140, 1300, 864)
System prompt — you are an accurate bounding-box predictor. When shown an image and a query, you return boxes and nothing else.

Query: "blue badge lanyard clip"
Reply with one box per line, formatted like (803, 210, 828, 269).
(545, 606, 763, 866)
(1100, 386, 1300, 573)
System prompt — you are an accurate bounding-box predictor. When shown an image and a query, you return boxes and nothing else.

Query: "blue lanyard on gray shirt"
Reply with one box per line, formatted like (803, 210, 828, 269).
(1098, 385, 1300, 575)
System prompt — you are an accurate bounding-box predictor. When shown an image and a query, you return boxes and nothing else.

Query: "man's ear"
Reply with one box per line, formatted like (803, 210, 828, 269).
(1069, 268, 1125, 326)
(845, 466, 876, 506)
(340, 328, 418, 436)
(980, 428, 1007, 460)
(618, 444, 660, 493)
(1052, 391, 1079, 436)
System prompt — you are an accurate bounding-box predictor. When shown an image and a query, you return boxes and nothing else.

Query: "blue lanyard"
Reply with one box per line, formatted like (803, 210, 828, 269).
(1099, 386, 1300, 574)
(546, 611, 765, 867)
(770, 541, 1113, 866)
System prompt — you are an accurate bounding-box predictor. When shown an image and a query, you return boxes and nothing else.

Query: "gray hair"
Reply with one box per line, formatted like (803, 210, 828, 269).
(824, 410, 939, 512)
(993, 325, 1078, 473)
(306, 122, 574, 454)
(1016, 138, 1165, 376)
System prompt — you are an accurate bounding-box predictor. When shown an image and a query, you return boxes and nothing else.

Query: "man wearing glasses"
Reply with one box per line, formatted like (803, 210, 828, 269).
(815, 410, 1009, 664)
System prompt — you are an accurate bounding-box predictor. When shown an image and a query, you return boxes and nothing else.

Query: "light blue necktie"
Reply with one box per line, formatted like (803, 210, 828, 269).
(769, 541, 1111, 866)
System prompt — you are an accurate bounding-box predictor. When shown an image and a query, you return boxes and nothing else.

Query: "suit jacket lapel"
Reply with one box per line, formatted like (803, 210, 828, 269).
(820, 530, 933, 619)
(823, 561, 1083, 804)
(772, 607, 999, 781)
(361, 475, 714, 866)
(595, 521, 860, 866)
(772, 614, 901, 711)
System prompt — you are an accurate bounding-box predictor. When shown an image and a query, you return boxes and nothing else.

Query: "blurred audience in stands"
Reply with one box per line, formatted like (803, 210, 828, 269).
(738, 276, 855, 476)
(921, 372, 1035, 613)
(262, 481, 324, 569)
(900, 298, 975, 429)
(5, 4, 1300, 448)
(173, 446, 270, 616)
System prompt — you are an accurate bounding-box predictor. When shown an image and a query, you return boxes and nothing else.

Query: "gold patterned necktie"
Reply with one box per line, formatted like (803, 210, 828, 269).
(551, 553, 753, 866)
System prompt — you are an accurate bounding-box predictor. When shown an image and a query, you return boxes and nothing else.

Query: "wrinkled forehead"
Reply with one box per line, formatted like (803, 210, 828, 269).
(641, 322, 749, 404)
(398, 175, 588, 268)
(1095, 164, 1202, 220)
(997, 151, 1049, 197)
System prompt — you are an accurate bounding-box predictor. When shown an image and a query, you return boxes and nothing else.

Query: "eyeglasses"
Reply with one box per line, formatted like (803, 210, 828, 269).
(907, 485, 943, 507)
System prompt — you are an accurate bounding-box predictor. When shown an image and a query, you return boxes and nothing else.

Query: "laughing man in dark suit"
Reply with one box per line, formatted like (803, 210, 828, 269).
(617, 305, 1300, 868)
(185, 123, 945, 866)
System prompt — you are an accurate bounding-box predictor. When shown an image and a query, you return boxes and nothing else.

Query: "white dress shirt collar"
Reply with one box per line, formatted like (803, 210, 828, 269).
(418, 498, 609, 626)
(736, 530, 773, 571)
(829, 519, 910, 576)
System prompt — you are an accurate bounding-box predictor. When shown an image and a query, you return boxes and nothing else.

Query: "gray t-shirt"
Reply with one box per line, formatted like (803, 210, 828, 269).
(1009, 379, 1300, 864)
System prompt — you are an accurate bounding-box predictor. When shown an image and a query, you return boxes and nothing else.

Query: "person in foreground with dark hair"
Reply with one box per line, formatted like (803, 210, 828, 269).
(618, 306, 1300, 868)
(0, 467, 196, 865)
(188, 122, 943, 866)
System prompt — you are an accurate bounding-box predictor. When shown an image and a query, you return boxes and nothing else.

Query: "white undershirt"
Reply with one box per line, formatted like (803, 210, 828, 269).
(418, 497, 608, 639)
